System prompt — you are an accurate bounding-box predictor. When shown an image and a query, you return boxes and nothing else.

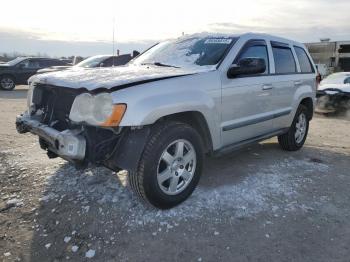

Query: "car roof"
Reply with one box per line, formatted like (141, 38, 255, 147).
(88, 55, 115, 59)
(18, 56, 60, 60)
(180, 32, 305, 48)
(239, 33, 304, 47)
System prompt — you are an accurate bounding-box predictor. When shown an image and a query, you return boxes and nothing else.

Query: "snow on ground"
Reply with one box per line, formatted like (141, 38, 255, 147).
(1, 145, 330, 229)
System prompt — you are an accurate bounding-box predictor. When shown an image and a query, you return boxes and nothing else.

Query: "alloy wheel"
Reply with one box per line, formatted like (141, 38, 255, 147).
(157, 139, 197, 195)
(0, 77, 15, 90)
(295, 113, 307, 144)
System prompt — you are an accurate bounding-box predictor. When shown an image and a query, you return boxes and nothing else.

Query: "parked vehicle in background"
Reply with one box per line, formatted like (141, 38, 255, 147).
(316, 72, 350, 113)
(16, 33, 316, 209)
(59, 58, 73, 65)
(37, 54, 135, 74)
(0, 57, 69, 90)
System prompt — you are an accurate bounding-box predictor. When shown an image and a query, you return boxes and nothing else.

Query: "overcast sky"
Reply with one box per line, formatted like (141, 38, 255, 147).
(1, 0, 349, 57)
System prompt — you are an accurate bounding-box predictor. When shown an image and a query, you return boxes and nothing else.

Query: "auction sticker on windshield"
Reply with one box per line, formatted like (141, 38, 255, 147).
(204, 38, 232, 44)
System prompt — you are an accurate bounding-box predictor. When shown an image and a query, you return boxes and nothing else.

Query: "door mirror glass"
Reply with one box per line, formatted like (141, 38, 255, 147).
(227, 57, 266, 78)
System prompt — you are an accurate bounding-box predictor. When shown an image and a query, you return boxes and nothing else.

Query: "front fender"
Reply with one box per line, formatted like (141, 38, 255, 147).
(133, 90, 215, 125)
(110, 72, 222, 149)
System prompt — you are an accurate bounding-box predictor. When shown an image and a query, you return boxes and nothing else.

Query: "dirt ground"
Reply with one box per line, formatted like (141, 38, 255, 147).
(1, 86, 350, 262)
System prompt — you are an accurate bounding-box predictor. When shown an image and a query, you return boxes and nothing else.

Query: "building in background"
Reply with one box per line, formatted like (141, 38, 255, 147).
(305, 39, 350, 76)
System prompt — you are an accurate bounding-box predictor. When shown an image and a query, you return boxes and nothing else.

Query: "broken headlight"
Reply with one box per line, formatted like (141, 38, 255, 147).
(69, 93, 126, 126)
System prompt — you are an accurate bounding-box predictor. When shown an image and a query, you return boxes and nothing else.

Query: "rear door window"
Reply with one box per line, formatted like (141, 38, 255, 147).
(48, 60, 66, 66)
(38, 60, 52, 68)
(294, 46, 314, 73)
(24, 59, 41, 69)
(271, 42, 297, 74)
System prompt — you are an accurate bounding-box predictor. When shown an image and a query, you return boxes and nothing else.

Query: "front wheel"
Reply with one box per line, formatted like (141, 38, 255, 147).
(0, 75, 16, 90)
(278, 104, 310, 151)
(128, 121, 204, 209)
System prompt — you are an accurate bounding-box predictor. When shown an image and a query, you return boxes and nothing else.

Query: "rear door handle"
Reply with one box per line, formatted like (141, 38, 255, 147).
(294, 80, 302, 86)
(262, 84, 273, 90)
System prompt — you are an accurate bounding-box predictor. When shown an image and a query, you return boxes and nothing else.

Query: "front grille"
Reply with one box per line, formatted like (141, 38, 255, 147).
(32, 84, 82, 131)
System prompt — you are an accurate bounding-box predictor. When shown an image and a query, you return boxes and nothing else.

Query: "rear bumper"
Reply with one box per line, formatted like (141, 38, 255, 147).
(16, 113, 86, 160)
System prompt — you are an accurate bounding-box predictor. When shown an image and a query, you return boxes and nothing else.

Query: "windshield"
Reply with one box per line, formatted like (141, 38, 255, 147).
(76, 56, 108, 68)
(133, 35, 237, 69)
(5, 57, 27, 66)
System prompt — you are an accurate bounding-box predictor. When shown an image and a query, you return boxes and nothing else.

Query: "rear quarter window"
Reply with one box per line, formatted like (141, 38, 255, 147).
(271, 43, 297, 74)
(294, 46, 314, 73)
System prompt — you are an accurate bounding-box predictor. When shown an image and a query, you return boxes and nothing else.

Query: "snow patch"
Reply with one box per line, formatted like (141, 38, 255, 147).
(37, 156, 329, 228)
(85, 249, 96, 258)
(30, 64, 203, 91)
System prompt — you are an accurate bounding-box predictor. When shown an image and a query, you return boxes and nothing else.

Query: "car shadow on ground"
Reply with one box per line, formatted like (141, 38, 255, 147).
(26, 139, 349, 261)
(315, 111, 350, 121)
(0, 89, 28, 99)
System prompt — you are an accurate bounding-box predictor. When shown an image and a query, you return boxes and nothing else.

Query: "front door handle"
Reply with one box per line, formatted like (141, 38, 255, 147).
(262, 84, 273, 90)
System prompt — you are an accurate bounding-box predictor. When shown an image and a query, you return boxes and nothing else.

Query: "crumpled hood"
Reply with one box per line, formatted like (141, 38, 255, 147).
(318, 83, 350, 93)
(29, 64, 209, 91)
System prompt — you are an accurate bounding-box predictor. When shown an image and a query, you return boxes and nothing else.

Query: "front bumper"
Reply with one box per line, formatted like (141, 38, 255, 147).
(16, 113, 152, 172)
(16, 113, 86, 161)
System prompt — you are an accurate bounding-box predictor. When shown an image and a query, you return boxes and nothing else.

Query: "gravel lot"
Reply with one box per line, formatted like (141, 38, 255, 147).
(1, 86, 350, 262)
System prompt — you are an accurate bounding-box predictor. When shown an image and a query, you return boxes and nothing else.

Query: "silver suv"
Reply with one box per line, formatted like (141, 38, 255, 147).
(16, 33, 316, 209)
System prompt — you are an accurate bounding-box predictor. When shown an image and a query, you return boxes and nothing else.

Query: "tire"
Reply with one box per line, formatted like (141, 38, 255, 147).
(278, 104, 309, 151)
(128, 121, 204, 209)
(0, 75, 16, 90)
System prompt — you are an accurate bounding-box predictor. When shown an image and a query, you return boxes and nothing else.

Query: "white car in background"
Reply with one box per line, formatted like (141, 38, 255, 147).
(317, 72, 350, 113)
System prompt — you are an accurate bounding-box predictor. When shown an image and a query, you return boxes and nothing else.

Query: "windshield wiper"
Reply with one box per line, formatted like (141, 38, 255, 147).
(142, 62, 180, 68)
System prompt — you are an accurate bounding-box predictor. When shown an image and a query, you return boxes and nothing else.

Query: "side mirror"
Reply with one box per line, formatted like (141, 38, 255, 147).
(18, 63, 25, 69)
(99, 63, 104, 67)
(227, 58, 266, 78)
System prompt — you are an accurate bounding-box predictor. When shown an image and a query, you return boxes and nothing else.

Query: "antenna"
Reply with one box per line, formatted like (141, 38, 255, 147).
(112, 16, 116, 66)
(112, 17, 115, 56)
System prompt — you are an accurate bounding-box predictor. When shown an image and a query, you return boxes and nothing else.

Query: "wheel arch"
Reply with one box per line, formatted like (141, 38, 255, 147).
(300, 97, 314, 120)
(155, 111, 213, 154)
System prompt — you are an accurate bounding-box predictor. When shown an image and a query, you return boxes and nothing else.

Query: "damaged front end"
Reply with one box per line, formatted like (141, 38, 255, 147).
(16, 83, 150, 172)
(316, 88, 350, 113)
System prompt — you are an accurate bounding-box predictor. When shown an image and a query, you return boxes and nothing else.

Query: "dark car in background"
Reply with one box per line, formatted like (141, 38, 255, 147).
(37, 54, 135, 74)
(0, 57, 69, 90)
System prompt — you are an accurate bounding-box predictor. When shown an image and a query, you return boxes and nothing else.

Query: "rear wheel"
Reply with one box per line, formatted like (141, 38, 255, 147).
(0, 75, 16, 90)
(128, 121, 204, 209)
(278, 104, 309, 151)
